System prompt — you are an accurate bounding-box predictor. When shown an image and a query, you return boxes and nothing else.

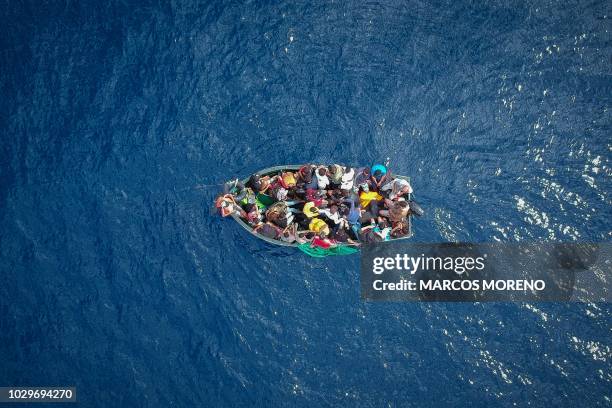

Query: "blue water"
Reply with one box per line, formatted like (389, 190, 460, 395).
(1, 1, 610, 406)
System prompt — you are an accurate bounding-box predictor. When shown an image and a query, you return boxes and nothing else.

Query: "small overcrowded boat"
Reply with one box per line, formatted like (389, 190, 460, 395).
(215, 164, 423, 256)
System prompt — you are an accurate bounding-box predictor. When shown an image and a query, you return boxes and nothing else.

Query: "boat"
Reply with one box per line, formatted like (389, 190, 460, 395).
(228, 165, 415, 248)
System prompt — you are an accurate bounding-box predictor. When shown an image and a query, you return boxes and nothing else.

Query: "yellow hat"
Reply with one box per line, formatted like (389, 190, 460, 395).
(303, 201, 320, 218)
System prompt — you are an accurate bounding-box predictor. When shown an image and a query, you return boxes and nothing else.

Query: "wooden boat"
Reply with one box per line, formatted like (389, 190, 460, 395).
(229, 165, 414, 247)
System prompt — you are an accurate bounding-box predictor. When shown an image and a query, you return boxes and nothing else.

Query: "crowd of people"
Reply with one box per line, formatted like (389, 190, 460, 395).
(216, 164, 418, 249)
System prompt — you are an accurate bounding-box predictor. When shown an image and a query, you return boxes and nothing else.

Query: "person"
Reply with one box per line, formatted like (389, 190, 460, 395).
(340, 167, 355, 191)
(302, 201, 320, 218)
(359, 210, 375, 226)
(315, 166, 330, 190)
(319, 204, 340, 224)
(381, 177, 413, 200)
(293, 201, 319, 229)
(345, 199, 361, 224)
(373, 225, 391, 241)
(327, 164, 344, 187)
(296, 165, 313, 184)
(331, 224, 358, 245)
(280, 224, 298, 243)
(215, 194, 246, 218)
(265, 174, 286, 201)
(296, 231, 315, 244)
(379, 199, 410, 223)
(247, 174, 271, 194)
(281, 171, 297, 188)
(311, 231, 336, 249)
(268, 173, 288, 190)
(238, 187, 257, 207)
(305, 189, 327, 206)
(319, 204, 348, 234)
(270, 186, 288, 202)
(244, 203, 261, 225)
(371, 164, 387, 177)
(246, 174, 259, 190)
(297, 165, 318, 190)
(354, 167, 372, 191)
(359, 188, 383, 212)
(224, 179, 247, 202)
(268, 202, 295, 228)
(253, 221, 283, 239)
(391, 220, 409, 238)
(344, 198, 362, 239)
(372, 218, 392, 241)
(308, 217, 330, 237)
(370, 165, 387, 191)
(327, 188, 345, 203)
(358, 223, 384, 243)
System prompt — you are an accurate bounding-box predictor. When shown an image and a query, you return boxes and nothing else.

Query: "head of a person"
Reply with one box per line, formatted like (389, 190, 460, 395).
(305, 204, 319, 217)
(361, 212, 373, 224)
(249, 174, 260, 186)
(373, 170, 383, 181)
(215, 195, 233, 217)
(330, 205, 338, 214)
(276, 187, 288, 201)
(336, 227, 350, 241)
(303, 168, 313, 183)
(362, 168, 371, 177)
(317, 167, 327, 177)
(261, 223, 277, 238)
(339, 203, 349, 216)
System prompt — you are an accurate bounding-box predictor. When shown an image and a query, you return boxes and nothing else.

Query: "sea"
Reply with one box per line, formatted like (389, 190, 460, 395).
(1, 0, 610, 406)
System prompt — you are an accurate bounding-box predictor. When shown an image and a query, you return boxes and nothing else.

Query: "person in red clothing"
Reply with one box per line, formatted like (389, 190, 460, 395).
(305, 188, 327, 207)
(310, 231, 336, 249)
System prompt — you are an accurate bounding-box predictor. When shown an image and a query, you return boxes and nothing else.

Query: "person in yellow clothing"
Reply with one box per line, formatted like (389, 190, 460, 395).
(359, 190, 383, 209)
(282, 171, 296, 188)
(303, 201, 320, 218)
(309, 218, 330, 236)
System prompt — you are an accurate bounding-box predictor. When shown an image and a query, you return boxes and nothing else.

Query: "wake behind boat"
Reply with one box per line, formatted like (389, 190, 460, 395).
(215, 164, 424, 256)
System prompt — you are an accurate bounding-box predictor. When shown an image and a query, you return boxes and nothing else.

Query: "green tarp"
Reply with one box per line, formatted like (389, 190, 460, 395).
(298, 243, 359, 257)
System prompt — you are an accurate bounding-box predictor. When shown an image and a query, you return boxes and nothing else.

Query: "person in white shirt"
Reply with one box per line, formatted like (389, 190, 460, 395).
(340, 167, 355, 190)
(315, 166, 330, 190)
(381, 178, 413, 200)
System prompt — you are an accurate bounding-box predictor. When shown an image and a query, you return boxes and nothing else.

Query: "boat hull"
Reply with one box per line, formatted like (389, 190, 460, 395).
(229, 165, 413, 247)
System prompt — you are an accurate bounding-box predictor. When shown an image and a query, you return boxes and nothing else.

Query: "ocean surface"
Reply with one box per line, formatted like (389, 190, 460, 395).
(1, 0, 610, 406)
